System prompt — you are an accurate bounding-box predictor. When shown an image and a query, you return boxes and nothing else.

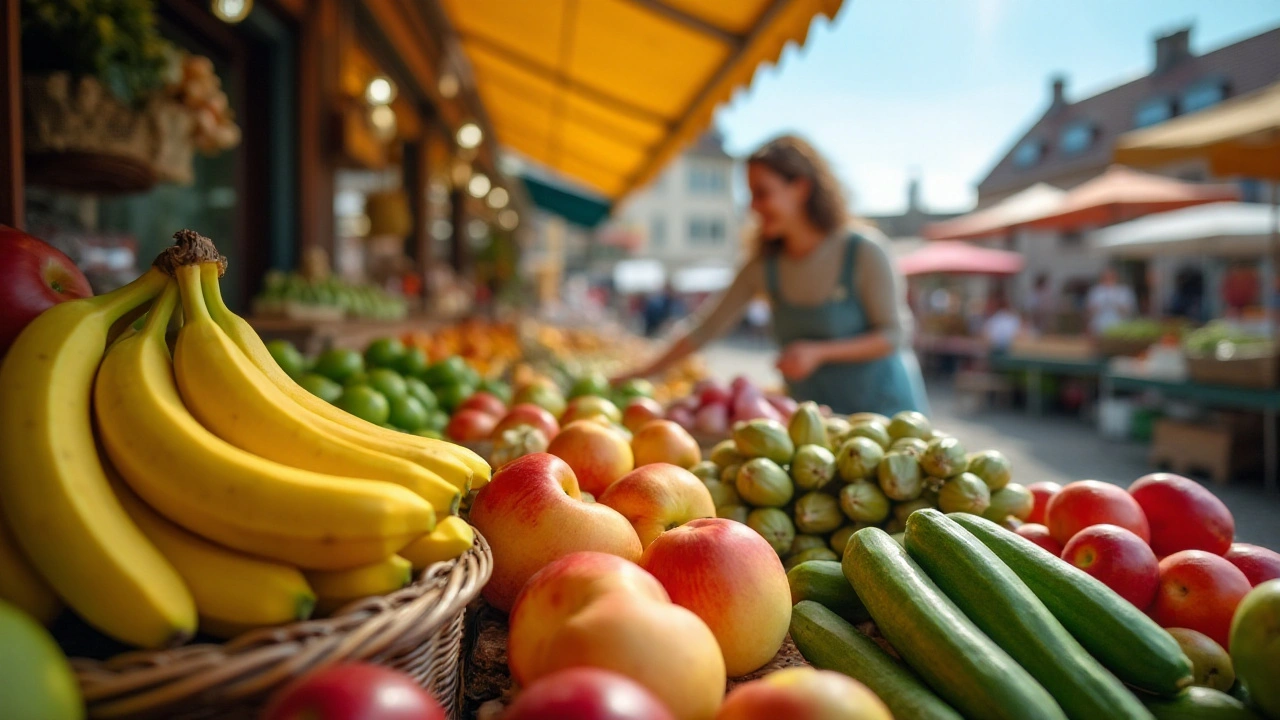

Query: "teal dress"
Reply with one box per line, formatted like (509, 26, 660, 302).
(765, 234, 929, 417)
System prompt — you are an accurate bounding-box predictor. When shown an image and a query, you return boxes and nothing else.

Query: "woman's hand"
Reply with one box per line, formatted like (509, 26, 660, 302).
(776, 341, 826, 381)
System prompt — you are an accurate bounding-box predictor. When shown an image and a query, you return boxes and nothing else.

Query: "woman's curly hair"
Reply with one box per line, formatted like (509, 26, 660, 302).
(748, 134, 849, 249)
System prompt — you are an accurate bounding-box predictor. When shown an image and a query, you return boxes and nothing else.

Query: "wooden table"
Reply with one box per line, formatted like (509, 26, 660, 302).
(247, 315, 453, 355)
(988, 354, 1108, 417)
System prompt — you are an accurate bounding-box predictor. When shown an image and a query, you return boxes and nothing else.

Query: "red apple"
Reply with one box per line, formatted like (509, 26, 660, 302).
(766, 395, 797, 419)
(1046, 480, 1150, 546)
(666, 406, 695, 432)
(503, 667, 676, 720)
(1224, 543, 1280, 586)
(493, 403, 561, 441)
(716, 667, 892, 720)
(696, 381, 731, 408)
(640, 518, 790, 677)
(598, 464, 716, 548)
(692, 402, 730, 436)
(1015, 523, 1064, 556)
(622, 397, 665, 434)
(0, 226, 93, 355)
(458, 391, 507, 418)
(1026, 482, 1062, 525)
(1128, 473, 1234, 557)
(446, 408, 498, 442)
(261, 663, 445, 720)
(1062, 524, 1160, 608)
(1152, 550, 1253, 649)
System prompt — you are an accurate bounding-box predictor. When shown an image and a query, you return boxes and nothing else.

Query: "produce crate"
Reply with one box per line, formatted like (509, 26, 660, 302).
(1149, 419, 1262, 485)
(1186, 351, 1279, 389)
(1008, 335, 1097, 361)
(1095, 337, 1154, 358)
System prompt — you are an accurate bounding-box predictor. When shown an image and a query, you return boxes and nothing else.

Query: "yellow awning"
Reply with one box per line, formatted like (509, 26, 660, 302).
(1114, 81, 1280, 181)
(439, 0, 844, 199)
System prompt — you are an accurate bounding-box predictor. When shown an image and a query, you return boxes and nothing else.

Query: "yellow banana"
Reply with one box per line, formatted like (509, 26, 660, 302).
(399, 516, 476, 570)
(0, 509, 61, 625)
(306, 555, 413, 615)
(198, 262, 490, 489)
(95, 282, 435, 571)
(172, 266, 459, 516)
(109, 470, 316, 637)
(0, 268, 196, 648)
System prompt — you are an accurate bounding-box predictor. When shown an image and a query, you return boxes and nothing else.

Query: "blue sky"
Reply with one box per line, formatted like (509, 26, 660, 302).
(715, 0, 1280, 216)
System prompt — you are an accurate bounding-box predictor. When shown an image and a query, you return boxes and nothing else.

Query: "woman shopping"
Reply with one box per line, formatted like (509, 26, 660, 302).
(616, 135, 928, 416)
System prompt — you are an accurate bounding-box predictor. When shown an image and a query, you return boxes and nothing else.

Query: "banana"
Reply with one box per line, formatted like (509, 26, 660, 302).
(399, 516, 476, 570)
(0, 508, 61, 625)
(0, 268, 197, 648)
(198, 262, 490, 489)
(95, 281, 435, 571)
(172, 266, 460, 516)
(305, 555, 413, 615)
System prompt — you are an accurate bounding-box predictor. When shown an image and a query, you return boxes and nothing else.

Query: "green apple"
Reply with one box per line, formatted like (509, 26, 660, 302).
(1230, 579, 1280, 718)
(388, 395, 429, 431)
(334, 385, 390, 425)
(367, 368, 408, 401)
(396, 346, 430, 378)
(265, 339, 306, 379)
(364, 337, 405, 369)
(405, 377, 439, 412)
(297, 373, 343, 404)
(0, 600, 83, 719)
(312, 348, 364, 383)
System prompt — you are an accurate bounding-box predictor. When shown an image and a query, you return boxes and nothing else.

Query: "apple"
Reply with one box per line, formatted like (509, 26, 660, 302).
(508, 552, 725, 720)
(1015, 523, 1064, 557)
(640, 518, 790, 677)
(504, 667, 676, 720)
(1230, 580, 1280, 719)
(631, 419, 701, 469)
(622, 397, 666, 434)
(667, 406, 695, 432)
(1165, 628, 1234, 692)
(693, 402, 730, 437)
(469, 454, 642, 611)
(1152, 550, 1252, 649)
(261, 663, 445, 720)
(1129, 473, 1234, 557)
(457, 391, 506, 418)
(562, 396, 623, 425)
(514, 380, 567, 419)
(598, 464, 716, 548)
(493, 403, 561, 442)
(1223, 543, 1280, 586)
(1025, 482, 1061, 525)
(0, 226, 93, 355)
(546, 421, 635, 496)
(695, 380, 731, 408)
(1062, 524, 1160, 608)
(715, 667, 892, 720)
(445, 408, 498, 442)
(1045, 480, 1150, 546)
(766, 395, 798, 419)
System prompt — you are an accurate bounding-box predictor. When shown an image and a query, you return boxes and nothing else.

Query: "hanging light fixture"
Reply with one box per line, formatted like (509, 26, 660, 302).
(498, 209, 519, 230)
(366, 76, 397, 106)
(456, 122, 483, 150)
(467, 173, 491, 199)
(486, 186, 509, 209)
(211, 0, 252, 24)
(369, 105, 397, 140)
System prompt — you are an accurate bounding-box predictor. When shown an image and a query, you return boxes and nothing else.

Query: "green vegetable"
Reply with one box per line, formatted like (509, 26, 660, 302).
(921, 436, 968, 478)
(788, 401, 830, 450)
(784, 546, 838, 571)
(836, 436, 884, 482)
(878, 450, 924, 500)
(791, 444, 837, 490)
(938, 473, 991, 514)
(787, 562, 871, 625)
(746, 508, 795, 555)
(733, 419, 795, 464)
(793, 491, 844, 535)
(736, 458, 794, 507)
(967, 449, 1012, 491)
(839, 481, 890, 524)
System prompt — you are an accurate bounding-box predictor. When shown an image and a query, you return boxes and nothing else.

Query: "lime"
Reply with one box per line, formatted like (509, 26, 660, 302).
(334, 385, 390, 425)
(396, 346, 430, 378)
(388, 394, 429, 430)
(423, 410, 450, 432)
(364, 337, 405, 369)
(435, 383, 475, 414)
(0, 600, 83, 720)
(459, 364, 481, 389)
(422, 356, 469, 388)
(569, 371, 610, 399)
(412, 428, 443, 439)
(297, 373, 343, 403)
(313, 348, 364, 383)
(404, 377, 439, 412)
(266, 339, 306, 379)
(478, 378, 513, 405)
(367, 368, 408, 400)
(342, 371, 369, 388)
(616, 377, 654, 400)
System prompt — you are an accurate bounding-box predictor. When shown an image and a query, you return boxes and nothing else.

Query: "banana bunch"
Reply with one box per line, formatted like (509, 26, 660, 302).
(0, 231, 485, 648)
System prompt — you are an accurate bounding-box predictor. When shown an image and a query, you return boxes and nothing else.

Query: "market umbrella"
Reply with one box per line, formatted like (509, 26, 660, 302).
(1022, 165, 1238, 232)
(897, 241, 1024, 276)
(921, 183, 1067, 241)
(1091, 202, 1277, 258)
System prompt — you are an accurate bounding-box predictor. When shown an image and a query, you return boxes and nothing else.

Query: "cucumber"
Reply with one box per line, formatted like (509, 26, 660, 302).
(787, 561, 870, 625)
(791, 600, 962, 720)
(844, 527, 1066, 720)
(1141, 687, 1262, 720)
(951, 513, 1193, 696)
(905, 510, 1152, 720)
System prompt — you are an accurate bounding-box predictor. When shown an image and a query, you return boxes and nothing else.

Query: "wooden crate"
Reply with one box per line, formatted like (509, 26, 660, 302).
(1187, 352, 1279, 389)
(1149, 419, 1262, 485)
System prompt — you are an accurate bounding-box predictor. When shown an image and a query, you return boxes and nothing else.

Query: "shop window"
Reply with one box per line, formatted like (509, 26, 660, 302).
(1183, 80, 1227, 114)
(1059, 121, 1096, 156)
(1012, 139, 1045, 169)
(688, 165, 727, 194)
(688, 216, 726, 246)
(1134, 97, 1175, 128)
(650, 216, 667, 248)
(1240, 179, 1264, 203)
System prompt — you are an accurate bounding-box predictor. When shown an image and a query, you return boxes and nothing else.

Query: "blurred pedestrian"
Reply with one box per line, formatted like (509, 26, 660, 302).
(1086, 268, 1136, 336)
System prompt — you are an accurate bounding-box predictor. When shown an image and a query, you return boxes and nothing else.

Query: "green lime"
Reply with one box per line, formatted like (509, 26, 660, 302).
(459, 364, 481, 389)
(367, 368, 408, 400)
(404, 377, 439, 412)
(423, 410, 450, 432)
(342, 371, 369, 388)
(266, 339, 306, 379)
(412, 428, 443, 439)
(364, 337, 406, 369)
(388, 394, 429, 430)
(0, 600, 83, 720)
(313, 348, 365, 383)
(396, 346, 430, 378)
(478, 378, 513, 405)
(435, 383, 475, 414)
(616, 377, 654, 400)
(380, 423, 407, 432)
(422, 356, 469, 388)
(297, 373, 343, 403)
(569, 371, 610, 399)
(334, 385, 390, 425)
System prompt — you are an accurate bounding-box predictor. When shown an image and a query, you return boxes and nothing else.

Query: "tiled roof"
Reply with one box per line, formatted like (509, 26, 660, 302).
(977, 25, 1280, 199)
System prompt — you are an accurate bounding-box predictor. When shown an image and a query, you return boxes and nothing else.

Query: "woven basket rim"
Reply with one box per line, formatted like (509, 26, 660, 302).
(69, 530, 492, 718)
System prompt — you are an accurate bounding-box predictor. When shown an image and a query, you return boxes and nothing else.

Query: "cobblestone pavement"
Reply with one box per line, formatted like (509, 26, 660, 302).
(700, 337, 1280, 549)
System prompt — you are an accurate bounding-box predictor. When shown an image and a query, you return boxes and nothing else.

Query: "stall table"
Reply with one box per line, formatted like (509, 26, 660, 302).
(248, 315, 457, 355)
(989, 354, 1108, 417)
(1102, 373, 1280, 493)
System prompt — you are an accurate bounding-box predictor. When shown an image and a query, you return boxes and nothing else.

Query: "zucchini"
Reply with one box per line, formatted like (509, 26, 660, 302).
(1141, 687, 1262, 720)
(905, 510, 1152, 720)
(791, 600, 962, 720)
(844, 527, 1066, 720)
(951, 513, 1193, 696)
(787, 560, 870, 625)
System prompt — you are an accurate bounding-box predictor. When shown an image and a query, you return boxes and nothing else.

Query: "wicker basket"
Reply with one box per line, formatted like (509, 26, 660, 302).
(70, 532, 492, 720)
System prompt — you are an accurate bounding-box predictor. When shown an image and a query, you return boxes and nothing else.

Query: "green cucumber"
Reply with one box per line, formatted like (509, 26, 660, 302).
(951, 513, 1193, 697)
(791, 600, 962, 720)
(905, 509, 1152, 720)
(844, 527, 1066, 720)
(1141, 687, 1262, 720)
(787, 561, 870, 625)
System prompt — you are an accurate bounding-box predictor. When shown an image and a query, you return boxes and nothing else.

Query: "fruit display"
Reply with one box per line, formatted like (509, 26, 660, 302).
(665, 376, 800, 438)
(254, 270, 409, 321)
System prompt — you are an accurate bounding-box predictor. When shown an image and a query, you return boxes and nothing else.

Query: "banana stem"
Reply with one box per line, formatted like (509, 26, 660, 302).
(175, 265, 210, 323)
(143, 283, 180, 339)
(199, 262, 231, 320)
(94, 268, 170, 323)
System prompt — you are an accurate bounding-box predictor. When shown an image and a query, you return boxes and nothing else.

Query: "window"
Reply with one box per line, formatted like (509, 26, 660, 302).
(1059, 121, 1096, 156)
(650, 216, 667, 249)
(1134, 97, 1175, 128)
(1012, 139, 1045, 168)
(688, 165, 727, 194)
(688, 216, 726, 246)
(1183, 80, 1227, 114)
(1239, 179, 1264, 203)
(1058, 230, 1083, 249)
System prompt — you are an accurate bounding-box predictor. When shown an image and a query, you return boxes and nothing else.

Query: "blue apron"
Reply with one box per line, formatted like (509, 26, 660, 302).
(766, 234, 930, 417)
